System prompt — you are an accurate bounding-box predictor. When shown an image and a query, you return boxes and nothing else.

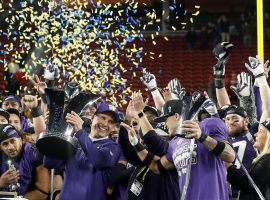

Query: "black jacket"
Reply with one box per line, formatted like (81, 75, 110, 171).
(227, 154, 270, 200)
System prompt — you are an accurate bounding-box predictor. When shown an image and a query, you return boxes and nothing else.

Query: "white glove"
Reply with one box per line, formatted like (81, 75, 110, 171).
(245, 55, 264, 78)
(140, 69, 157, 91)
(129, 133, 139, 146)
(167, 78, 186, 99)
(230, 72, 252, 98)
(203, 98, 218, 116)
(45, 64, 59, 80)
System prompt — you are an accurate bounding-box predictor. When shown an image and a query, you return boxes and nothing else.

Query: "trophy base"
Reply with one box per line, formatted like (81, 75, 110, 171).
(36, 132, 77, 160)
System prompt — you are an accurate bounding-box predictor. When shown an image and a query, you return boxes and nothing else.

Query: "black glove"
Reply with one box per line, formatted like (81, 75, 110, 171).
(213, 61, 225, 88)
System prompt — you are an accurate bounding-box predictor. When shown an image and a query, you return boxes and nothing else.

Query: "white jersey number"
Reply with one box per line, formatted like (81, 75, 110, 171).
(232, 140, 247, 169)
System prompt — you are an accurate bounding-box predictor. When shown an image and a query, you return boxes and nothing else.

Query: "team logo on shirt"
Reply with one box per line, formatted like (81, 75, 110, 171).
(172, 141, 197, 177)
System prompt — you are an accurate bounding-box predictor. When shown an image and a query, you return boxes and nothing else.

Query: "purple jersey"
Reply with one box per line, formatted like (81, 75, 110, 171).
(229, 132, 257, 170)
(228, 132, 258, 198)
(165, 117, 229, 200)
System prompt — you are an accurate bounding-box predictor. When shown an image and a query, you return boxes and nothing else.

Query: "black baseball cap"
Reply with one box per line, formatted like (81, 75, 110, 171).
(0, 109, 10, 121)
(0, 124, 20, 143)
(225, 105, 247, 118)
(154, 100, 183, 123)
(143, 106, 160, 117)
(6, 108, 21, 120)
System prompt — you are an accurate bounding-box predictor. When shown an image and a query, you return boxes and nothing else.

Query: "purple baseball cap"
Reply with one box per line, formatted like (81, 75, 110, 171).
(3, 95, 22, 107)
(95, 103, 120, 122)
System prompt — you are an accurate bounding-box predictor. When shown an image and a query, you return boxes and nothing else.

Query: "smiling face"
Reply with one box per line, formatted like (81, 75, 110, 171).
(225, 114, 248, 137)
(90, 113, 116, 139)
(254, 126, 268, 152)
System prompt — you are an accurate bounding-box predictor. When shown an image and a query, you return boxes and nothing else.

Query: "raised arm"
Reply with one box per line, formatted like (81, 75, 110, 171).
(213, 62, 231, 108)
(140, 69, 165, 110)
(22, 95, 46, 140)
(245, 56, 270, 122)
(230, 72, 258, 125)
(121, 122, 174, 174)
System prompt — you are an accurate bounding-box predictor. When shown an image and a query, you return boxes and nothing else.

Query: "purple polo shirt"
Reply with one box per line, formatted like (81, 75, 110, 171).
(44, 129, 121, 200)
(0, 142, 42, 195)
(165, 117, 229, 200)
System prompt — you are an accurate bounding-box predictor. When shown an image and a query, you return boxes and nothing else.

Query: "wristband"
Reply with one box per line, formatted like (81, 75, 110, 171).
(211, 141, 226, 156)
(138, 112, 144, 118)
(151, 88, 160, 97)
(255, 73, 265, 79)
(149, 87, 158, 92)
(214, 78, 225, 89)
(134, 142, 145, 152)
(142, 152, 154, 166)
(198, 132, 207, 143)
(31, 107, 43, 118)
(41, 94, 47, 104)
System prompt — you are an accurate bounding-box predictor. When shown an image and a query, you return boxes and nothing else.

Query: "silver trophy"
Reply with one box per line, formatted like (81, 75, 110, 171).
(36, 82, 99, 160)
(176, 91, 208, 137)
(7, 159, 20, 192)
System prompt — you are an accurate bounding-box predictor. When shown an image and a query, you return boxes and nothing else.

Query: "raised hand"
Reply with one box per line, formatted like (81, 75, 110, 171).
(245, 55, 265, 78)
(30, 75, 47, 95)
(22, 95, 38, 109)
(161, 87, 173, 102)
(131, 91, 147, 114)
(66, 111, 84, 133)
(213, 62, 225, 79)
(0, 168, 20, 188)
(44, 64, 59, 80)
(121, 122, 139, 146)
(167, 78, 186, 99)
(140, 69, 157, 91)
(230, 72, 252, 98)
(203, 92, 218, 116)
(264, 60, 270, 78)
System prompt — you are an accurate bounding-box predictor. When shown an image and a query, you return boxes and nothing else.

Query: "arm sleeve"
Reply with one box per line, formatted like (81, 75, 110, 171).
(227, 155, 270, 192)
(227, 165, 252, 192)
(253, 85, 262, 121)
(239, 88, 258, 126)
(75, 129, 120, 168)
(109, 163, 135, 186)
(142, 130, 169, 156)
(118, 126, 142, 166)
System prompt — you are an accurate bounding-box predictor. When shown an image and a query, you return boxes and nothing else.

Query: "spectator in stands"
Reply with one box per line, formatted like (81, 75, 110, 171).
(185, 26, 197, 50)
(217, 15, 230, 42)
(199, 25, 209, 50)
(208, 22, 221, 47)
(242, 21, 253, 46)
(265, 12, 270, 40)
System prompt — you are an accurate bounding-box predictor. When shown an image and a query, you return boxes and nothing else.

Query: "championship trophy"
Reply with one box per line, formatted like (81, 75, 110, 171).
(176, 91, 209, 137)
(36, 82, 99, 160)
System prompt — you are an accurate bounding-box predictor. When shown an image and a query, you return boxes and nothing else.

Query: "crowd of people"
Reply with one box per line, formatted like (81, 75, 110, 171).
(0, 42, 270, 200)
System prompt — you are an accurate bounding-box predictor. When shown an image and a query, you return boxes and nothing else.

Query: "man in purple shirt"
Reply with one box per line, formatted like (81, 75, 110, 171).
(44, 103, 122, 200)
(125, 92, 235, 200)
(0, 124, 43, 196)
